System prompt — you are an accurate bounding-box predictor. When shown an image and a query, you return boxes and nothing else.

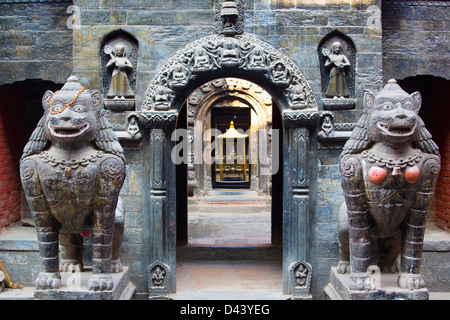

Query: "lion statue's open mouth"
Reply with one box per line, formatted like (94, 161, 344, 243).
(48, 122, 89, 138)
(377, 122, 416, 137)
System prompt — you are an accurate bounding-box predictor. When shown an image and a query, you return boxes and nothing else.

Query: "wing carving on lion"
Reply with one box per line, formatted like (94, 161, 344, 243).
(20, 75, 126, 291)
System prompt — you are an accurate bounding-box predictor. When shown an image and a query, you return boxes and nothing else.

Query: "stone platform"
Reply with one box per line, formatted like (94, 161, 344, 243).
(34, 267, 135, 300)
(325, 267, 429, 300)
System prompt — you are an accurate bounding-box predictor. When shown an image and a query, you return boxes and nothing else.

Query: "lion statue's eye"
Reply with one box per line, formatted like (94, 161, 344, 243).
(381, 103, 394, 110)
(72, 105, 88, 113)
(402, 103, 414, 110)
(52, 105, 64, 113)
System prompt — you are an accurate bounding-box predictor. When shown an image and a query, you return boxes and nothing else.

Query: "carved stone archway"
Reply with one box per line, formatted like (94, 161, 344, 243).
(137, 33, 319, 299)
(187, 78, 273, 195)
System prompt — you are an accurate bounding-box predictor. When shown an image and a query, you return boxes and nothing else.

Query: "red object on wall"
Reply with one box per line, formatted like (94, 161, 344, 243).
(0, 84, 23, 229)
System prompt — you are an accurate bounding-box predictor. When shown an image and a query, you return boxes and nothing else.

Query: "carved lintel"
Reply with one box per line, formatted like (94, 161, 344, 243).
(138, 110, 178, 130)
(104, 99, 136, 111)
(283, 110, 319, 128)
(289, 261, 313, 300)
(322, 98, 355, 110)
(147, 261, 170, 300)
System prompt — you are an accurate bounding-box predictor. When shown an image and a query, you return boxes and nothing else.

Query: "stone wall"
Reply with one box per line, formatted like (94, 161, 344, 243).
(71, 0, 382, 299)
(0, 0, 73, 86)
(0, 85, 23, 229)
(382, 0, 450, 81)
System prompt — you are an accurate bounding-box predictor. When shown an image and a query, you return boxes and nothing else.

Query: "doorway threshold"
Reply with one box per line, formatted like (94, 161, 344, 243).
(170, 260, 289, 300)
(177, 244, 282, 261)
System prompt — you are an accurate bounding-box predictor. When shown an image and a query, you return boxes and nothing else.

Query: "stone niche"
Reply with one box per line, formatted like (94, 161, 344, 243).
(100, 30, 139, 111)
(318, 30, 356, 110)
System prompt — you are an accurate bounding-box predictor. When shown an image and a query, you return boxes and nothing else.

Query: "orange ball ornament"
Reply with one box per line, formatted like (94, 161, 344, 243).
(405, 166, 420, 184)
(369, 166, 387, 184)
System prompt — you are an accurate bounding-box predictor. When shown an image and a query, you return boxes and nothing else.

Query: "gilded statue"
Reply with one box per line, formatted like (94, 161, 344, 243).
(338, 80, 440, 290)
(20, 75, 126, 291)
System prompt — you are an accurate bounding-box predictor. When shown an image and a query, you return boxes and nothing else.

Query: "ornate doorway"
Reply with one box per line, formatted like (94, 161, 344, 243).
(138, 31, 319, 298)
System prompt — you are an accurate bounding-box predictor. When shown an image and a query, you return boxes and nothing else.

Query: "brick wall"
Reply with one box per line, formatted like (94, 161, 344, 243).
(0, 84, 23, 229)
(435, 129, 450, 230)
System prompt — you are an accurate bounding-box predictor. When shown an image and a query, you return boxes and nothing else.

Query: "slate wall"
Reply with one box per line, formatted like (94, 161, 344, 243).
(0, 0, 73, 86)
(382, 0, 450, 81)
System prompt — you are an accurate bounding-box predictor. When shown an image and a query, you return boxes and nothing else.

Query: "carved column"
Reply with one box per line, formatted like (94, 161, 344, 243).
(139, 110, 177, 299)
(282, 110, 318, 296)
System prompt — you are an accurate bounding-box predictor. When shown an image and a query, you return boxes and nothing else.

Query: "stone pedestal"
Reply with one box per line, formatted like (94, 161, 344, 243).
(325, 267, 429, 300)
(34, 267, 135, 300)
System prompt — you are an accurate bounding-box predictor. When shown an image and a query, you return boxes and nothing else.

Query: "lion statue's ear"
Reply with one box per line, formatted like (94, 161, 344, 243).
(364, 90, 375, 110)
(91, 90, 103, 111)
(410, 91, 422, 112)
(42, 90, 54, 112)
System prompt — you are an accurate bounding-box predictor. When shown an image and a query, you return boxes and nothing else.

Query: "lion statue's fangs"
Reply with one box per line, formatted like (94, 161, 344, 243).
(20, 75, 126, 291)
(337, 79, 440, 291)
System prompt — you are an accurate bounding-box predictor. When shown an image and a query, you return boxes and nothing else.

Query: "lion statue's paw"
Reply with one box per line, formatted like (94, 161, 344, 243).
(111, 259, 123, 273)
(60, 259, 83, 273)
(36, 272, 61, 290)
(88, 274, 114, 291)
(337, 260, 350, 274)
(398, 273, 425, 290)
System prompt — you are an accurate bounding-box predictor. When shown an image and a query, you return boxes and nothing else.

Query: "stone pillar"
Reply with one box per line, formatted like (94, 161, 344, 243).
(139, 110, 177, 299)
(282, 110, 318, 297)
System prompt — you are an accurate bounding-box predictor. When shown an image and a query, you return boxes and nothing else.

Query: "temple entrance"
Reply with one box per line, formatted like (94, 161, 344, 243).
(175, 78, 281, 247)
(139, 33, 319, 298)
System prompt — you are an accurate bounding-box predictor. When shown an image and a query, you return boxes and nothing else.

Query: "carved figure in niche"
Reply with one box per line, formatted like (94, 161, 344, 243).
(194, 48, 211, 70)
(249, 47, 267, 70)
(20, 75, 126, 291)
(272, 62, 289, 86)
(221, 39, 240, 67)
(171, 63, 189, 88)
(323, 42, 350, 98)
(289, 84, 307, 109)
(338, 80, 440, 291)
(320, 111, 334, 136)
(153, 86, 172, 110)
(105, 44, 134, 99)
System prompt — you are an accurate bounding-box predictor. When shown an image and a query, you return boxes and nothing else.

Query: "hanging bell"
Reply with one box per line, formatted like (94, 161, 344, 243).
(392, 164, 401, 176)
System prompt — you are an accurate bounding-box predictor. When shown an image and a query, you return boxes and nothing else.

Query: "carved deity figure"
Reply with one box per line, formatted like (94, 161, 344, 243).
(106, 44, 134, 99)
(20, 75, 126, 291)
(338, 80, 440, 291)
(323, 41, 351, 98)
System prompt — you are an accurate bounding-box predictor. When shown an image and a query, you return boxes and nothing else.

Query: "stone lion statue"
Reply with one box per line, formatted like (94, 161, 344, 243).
(20, 75, 126, 291)
(338, 79, 440, 291)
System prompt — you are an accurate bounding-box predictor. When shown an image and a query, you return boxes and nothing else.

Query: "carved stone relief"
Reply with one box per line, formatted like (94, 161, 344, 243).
(318, 31, 356, 110)
(101, 32, 138, 111)
(147, 261, 170, 300)
(142, 34, 317, 112)
(214, 0, 244, 37)
(289, 261, 313, 300)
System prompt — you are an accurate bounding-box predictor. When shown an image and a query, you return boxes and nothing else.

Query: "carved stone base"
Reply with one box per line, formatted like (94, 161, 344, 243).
(104, 99, 135, 111)
(324, 267, 429, 300)
(34, 267, 136, 300)
(322, 98, 355, 110)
